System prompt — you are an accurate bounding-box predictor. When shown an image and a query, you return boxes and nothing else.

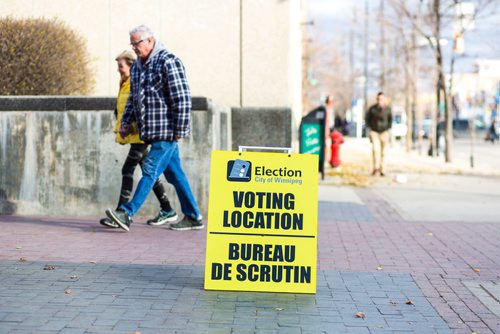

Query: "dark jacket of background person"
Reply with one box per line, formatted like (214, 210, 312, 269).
(365, 104, 393, 133)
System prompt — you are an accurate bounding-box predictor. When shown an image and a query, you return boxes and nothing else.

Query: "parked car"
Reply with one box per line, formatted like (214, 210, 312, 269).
(420, 119, 432, 139)
(391, 108, 407, 139)
(419, 118, 486, 139)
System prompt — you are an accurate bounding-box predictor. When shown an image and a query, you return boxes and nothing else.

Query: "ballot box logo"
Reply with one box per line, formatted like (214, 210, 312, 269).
(227, 159, 252, 182)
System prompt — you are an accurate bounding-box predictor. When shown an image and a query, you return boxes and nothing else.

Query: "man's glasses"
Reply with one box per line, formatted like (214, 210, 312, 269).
(130, 39, 146, 48)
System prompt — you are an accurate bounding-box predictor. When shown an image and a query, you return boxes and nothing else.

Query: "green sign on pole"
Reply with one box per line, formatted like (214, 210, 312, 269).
(300, 105, 326, 179)
(300, 123, 322, 155)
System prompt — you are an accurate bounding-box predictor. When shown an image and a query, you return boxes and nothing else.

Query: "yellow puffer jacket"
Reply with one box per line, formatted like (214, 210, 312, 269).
(114, 78, 143, 144)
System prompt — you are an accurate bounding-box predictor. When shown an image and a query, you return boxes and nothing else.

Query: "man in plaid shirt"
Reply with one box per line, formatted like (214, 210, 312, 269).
(106, 25, 203, 232)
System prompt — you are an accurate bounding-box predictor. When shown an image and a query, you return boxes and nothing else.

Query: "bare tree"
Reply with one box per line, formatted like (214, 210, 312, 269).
(388, 0, 496, 162)
(448, 0, 496, 116)
(388, 9, 419, 151)
(303, 34, 354, 119)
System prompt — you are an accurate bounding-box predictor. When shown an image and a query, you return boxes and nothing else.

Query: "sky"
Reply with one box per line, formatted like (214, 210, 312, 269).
(306, 0, 500, 68)
(306, 1, 354, 37)
(306, 1, 354, 20)
(304, 0, 500, 111)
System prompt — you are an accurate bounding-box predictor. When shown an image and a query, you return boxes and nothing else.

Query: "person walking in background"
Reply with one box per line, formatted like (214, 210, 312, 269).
(106, 25, 203, 232)
(365, 92, 392, 176)
(486, 119, 499, 143)
(100, 50, 178, 229)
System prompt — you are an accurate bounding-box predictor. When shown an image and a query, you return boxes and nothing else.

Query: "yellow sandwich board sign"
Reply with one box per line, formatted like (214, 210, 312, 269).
(204, 150, 318, 294)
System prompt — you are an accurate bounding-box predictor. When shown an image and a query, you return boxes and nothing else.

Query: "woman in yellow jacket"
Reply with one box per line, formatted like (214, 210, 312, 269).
(100, 51, 177, 228)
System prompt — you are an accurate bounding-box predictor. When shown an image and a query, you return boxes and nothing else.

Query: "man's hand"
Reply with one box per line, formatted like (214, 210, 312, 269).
(119, 124, 133, 139)
(175, 135, 182, 142)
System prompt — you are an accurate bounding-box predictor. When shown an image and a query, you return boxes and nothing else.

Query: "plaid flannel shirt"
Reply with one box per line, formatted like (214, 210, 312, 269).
(122, 48, 192, 142)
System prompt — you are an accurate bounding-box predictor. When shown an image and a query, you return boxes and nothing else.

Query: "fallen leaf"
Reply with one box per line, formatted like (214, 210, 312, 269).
(19, 257, 27, 262)
(70, 275, 79, 279)
(427, 232, 433, 236)
(376, 265, 384, 271)
(390, 301, 398, 305)
(406, 299, 414, 305)
(355, 311, 365, 318)
(65, 288, 72, 295)
(16, 246, 22, 249)
(43, 265, 56, 270)
(473, 268, 480, 273)
(89, 261, 96, 264)
(275, 308, 284, 311)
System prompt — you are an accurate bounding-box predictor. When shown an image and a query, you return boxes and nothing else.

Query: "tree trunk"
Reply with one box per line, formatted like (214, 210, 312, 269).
(433, 0, 453, 162)
(407, 21, 418, 152)
(443, 73, 453, 162)
(432, 77, 439, 157)
(437, 47, 453, 162)
(404, 44, 412, 153)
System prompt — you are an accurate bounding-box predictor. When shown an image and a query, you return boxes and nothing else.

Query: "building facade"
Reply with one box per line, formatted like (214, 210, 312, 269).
(1, 0, 304, 116)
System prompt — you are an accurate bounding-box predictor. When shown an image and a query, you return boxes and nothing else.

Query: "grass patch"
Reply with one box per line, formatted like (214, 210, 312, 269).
(326, 163, 375, 187)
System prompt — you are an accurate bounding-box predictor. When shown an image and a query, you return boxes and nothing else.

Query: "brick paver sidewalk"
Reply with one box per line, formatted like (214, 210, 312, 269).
(318, 188, 500, 334)
(0, 187, 499, 333)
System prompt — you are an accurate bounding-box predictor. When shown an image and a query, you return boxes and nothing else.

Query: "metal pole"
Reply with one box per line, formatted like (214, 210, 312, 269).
(349, 6, 355, 124)
(379, 0, 385, 91)
(470, 117, 475, 168)
(363, 0, 369, 116)
(239, 0, 243, 108)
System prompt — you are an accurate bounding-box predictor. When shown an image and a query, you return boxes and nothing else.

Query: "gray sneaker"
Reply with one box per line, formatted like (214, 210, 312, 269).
(105, 208, 132, 232)
(170, 216, 204, 231)
(100, 217, 119, 228)
(147, 209, 178, 226)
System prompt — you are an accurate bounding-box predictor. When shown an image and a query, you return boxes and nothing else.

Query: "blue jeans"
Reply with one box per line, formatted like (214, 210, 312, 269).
(120, 141, 201, 220)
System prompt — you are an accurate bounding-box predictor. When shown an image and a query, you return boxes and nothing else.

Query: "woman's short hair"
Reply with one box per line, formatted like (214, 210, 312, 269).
(115, 50, 136, 66)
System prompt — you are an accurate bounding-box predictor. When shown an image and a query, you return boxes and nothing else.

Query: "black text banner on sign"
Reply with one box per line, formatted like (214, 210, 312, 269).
(204, 150, 318, 294)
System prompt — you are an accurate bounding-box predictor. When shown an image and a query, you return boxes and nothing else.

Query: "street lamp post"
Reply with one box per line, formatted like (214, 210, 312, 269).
(363, 0, 369, 115)
(452, 1, 475, 167)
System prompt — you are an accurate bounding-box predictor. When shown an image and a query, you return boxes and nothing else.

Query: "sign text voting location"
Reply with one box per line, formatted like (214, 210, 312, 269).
(204, 150, 318, 294)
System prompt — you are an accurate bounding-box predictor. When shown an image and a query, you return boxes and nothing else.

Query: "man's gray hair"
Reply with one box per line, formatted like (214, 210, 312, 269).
(129, 25, 155, 40)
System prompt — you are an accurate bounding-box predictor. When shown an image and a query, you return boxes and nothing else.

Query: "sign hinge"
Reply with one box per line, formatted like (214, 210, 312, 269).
(238, 146, 292, 154)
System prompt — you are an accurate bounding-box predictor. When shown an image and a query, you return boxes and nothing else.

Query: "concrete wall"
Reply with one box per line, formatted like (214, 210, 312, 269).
(231, 107, 292, 151)
(0, 0, 303, 116)
(0, 97, 231, 219)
